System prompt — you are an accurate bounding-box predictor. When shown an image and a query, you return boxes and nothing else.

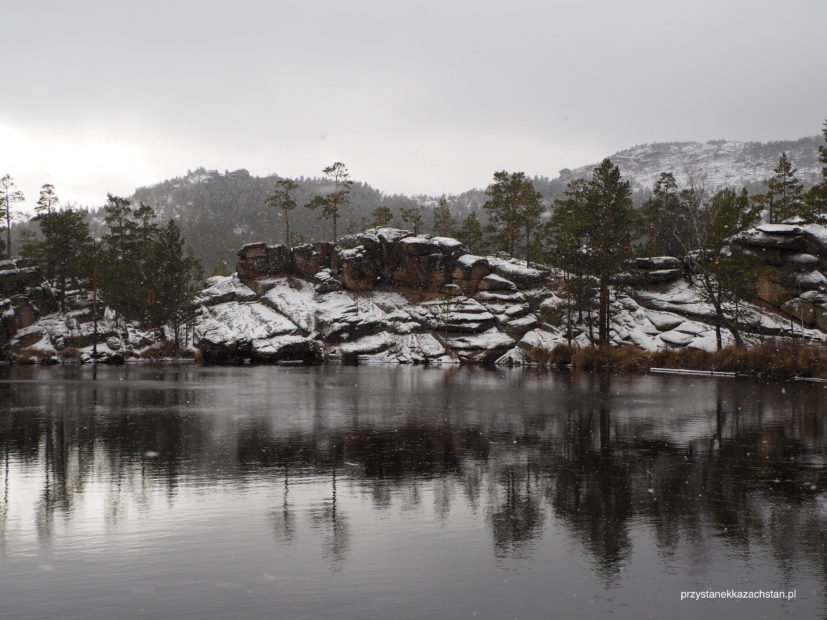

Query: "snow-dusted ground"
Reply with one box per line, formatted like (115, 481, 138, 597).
(5, 224, 827, 365)
(186, 266, 826, 366)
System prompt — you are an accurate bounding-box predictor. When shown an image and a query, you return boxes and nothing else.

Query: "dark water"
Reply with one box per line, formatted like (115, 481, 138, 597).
(1, 365, 826, 620)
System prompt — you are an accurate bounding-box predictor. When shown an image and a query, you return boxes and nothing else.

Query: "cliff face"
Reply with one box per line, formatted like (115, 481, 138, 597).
(194, 228, 548, 364)
(189, 227, 827, 365)
(740, 223, 827, 331)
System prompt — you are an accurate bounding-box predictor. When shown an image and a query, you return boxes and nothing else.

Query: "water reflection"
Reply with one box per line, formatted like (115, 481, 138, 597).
(1, 364, 826, 616)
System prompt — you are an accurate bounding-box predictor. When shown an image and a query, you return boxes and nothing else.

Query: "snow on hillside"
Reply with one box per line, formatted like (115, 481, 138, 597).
(563, 136, 824, 194)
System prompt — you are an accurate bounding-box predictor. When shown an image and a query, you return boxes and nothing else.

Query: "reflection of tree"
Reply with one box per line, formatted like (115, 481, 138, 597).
(308, 467, 350, 570)
(545, 416, 632, 578)
(272, 466, 296, 543)
(1, 444, 8, 547)
(2, 365, 827, 594)
(487, 464, 545, 558)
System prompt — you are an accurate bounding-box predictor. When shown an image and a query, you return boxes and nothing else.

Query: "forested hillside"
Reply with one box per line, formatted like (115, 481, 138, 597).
(108, 134, 824, 272)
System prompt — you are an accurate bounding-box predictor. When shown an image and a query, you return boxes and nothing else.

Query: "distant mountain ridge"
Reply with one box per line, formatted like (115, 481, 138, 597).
(122, 135, 825, 271)
(562, 136, 824, 194)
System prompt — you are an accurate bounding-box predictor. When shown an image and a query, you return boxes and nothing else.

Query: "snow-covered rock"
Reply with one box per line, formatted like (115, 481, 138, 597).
(8, 224, 827, 366)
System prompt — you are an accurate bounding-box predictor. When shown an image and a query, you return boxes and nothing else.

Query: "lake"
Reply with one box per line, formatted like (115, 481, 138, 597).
(1, 364, 825, 619)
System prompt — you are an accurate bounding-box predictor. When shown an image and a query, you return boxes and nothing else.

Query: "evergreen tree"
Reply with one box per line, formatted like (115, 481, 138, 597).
(641, 172, 682, 255)
(432, 198, 455, 237)
(545, 180, 599, 345)
(518, 182, 544, 263)
(457, 211, 484, 252)
(400, 205, 425, 234)
(482, 170, 527, 256)
(35, 184, 59, 217)
(99, 195, 202, 333)
(99, 195, 155, 323)
(368, 206, 393, 228)
(763, 152, 804, 223)
(148, 219, 203, 345)
(34, 208, 93, 310)
(305, 162, 352, 242)
(0, 175, 25, 258)
(265, 178, 298, 246)
(804, 119, 827, 221)
(549, 160, 638, 345)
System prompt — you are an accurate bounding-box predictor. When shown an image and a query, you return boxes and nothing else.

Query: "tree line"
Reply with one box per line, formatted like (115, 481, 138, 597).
(2, 120, 825, 353)
(270, 120, 827, 351)
(1, 183, 202, 351)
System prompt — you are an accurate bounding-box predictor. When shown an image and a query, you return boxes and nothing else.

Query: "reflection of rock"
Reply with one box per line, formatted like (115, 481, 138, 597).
(5, 366, 827, 576)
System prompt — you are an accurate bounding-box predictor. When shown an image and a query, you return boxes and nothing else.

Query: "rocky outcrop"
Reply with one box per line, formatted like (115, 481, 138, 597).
(6, 223, 827, 366)
(235, 228, 486, 295)
(190, 226, 826, 366)
(0, 259, 58, 350)
(737, 222, 827, 330)
(186, 229, 557, 364)
(1, 258, 170, 363)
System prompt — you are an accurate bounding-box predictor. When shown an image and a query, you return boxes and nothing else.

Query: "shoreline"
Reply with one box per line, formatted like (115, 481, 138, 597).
(4, 340, 827, 382)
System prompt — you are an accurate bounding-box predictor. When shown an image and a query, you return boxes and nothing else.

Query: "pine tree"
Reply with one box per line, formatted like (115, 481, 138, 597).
(148, 219, 203, 345)
(368, 206, 393, 228)
(549, 160, 638, 345)
(99, 195, 159, 323)
(457, 211, 484, 253)
(484, 171, 518, 254)
(306, 162, 352, 242)
(265, 178, 298, 246)
(764, 152, 804, 223)
(400, 205, 424, 235)
(546, 179, 598, 345)
(481, 171, 544, 259)
(641, 172, 682, 255)
(35, 208, 93, 310)
(35, 184, 59, 217)
(432, 198, 455, 237)
(0, 175, 25, 258)
(517, 181, 544, 263)
(804, 119, 827, 221)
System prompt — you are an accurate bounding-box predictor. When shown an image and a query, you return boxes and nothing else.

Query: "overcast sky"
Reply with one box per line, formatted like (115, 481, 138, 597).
(3, 0, 826, 210)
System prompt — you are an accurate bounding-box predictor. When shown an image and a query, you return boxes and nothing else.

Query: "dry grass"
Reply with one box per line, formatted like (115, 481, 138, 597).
(59, 347, 81, 359)
(7, 348, 52, 363)
(536, 340, 827, 379)
(138, 340, 195, 360)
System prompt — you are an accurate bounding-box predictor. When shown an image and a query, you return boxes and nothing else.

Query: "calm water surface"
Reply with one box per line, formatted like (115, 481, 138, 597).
(1, 364, 826, 619)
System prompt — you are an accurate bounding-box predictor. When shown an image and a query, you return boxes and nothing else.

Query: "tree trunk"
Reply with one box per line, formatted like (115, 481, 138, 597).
(332, 213, 338, 243)
(59, 273, 66, 313)
(4, 210, 10, 259)
(586, 306, 594, 346)
(525, 224, 530, 264)
(284, 209, 290, 246)
(598, 275, 609, 346)
(565, 274, 573, 347)
(724, 318, 744, 348)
